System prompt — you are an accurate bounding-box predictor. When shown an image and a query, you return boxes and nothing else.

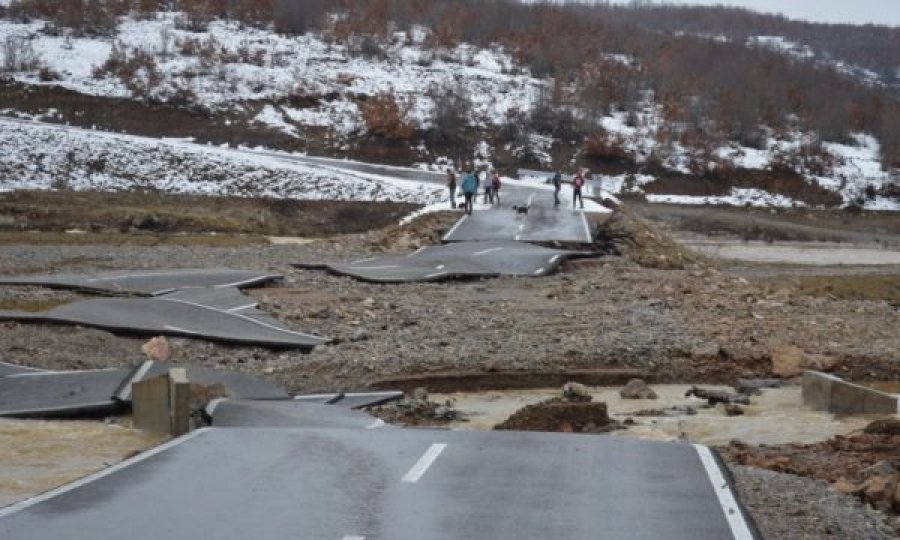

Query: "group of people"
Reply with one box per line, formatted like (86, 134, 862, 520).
(446, 166, 587, 214)
(446, 167, 502, 215)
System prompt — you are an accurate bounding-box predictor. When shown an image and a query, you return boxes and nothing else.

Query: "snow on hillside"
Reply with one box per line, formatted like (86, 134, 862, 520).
(0, 14, 541, 135)
(0, 119, 443, 203)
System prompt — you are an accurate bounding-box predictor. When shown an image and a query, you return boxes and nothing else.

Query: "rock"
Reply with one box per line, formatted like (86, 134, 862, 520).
(141, 336, 170, 362)
(350, 329, 370, 342)
(620, 378, 658, 399)
(863, 476, 893, 504)
(362, 297, 376, 307)
(892, 481, 900, 512)
(686, 386, 750, 405)
(735, 378, 790, 395)
(690, 342, 720, 360)
(562, 381, 592, 402)
(725, 404, 745, 416)
(411, 387, 428, 402)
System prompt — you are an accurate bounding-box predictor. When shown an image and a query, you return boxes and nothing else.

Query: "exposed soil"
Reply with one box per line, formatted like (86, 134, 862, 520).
(493, 397, 617, 434)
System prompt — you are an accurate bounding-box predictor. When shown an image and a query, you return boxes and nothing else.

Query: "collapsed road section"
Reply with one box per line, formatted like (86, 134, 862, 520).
(0, 269, 327, 350)
(0, 408, 757, 540)
(296, 240, 598, 283)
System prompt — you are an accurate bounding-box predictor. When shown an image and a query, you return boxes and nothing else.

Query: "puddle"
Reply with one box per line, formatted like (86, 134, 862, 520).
(684, 240, 900, 265)
(0, 418, 166, 507)
(434, 385, 878, 446)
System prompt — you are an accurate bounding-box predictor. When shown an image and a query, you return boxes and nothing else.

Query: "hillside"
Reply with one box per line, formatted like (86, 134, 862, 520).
(0, 0, 897, 210)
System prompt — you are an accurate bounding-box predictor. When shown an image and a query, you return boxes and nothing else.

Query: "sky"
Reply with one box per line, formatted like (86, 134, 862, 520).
(568, 1, 900, 26)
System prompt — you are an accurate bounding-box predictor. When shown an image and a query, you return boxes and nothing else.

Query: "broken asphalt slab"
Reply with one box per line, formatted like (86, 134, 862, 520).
(0, 360, 289, 418)
(0, 269, 281, 296)
(0, 361, 43, 377)
(295, 240, 598, 283)
(116, 361, 289, 402)
(0, 368, 129, 418)
(293, 391, 404, 409)
(0, 426, 757, 539)
(0, 293, 327, 350)
(205, 399, 386, 428)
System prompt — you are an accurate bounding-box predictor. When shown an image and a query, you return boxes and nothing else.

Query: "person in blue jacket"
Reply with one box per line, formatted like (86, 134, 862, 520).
(461, 168, 478, 215)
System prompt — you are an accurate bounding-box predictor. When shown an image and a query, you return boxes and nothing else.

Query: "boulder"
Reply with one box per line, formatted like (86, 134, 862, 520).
(141, 336, 170, 362)
(619, 378, 657, 399)
(833, 479, 866, 496)
(771, 344, 837, 377)
(562, 382, 592, 402)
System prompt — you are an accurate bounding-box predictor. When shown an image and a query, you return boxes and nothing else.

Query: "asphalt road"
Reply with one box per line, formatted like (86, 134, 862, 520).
(443, 191, 595, 243)
(297, 241, 597, 282)
(0, 422, 755, 540)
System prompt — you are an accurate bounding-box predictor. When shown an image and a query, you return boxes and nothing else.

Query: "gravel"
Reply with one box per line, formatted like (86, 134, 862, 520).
(730, 464, 897, 539)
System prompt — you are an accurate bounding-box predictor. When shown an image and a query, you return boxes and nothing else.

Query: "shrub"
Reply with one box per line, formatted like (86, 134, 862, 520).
(429, 84, 471, 142)
(583, 131, 630, 162)
(360, 91, 415, 140)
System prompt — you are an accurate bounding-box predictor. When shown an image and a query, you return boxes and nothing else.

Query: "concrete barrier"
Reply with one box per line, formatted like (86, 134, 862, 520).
(132, 368, 191, 436)
(802, 371, 898, 415)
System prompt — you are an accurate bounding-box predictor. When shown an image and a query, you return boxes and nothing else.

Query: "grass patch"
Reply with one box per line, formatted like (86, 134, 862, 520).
(0, 298, 72, 312)
(791, 275, 900, 306)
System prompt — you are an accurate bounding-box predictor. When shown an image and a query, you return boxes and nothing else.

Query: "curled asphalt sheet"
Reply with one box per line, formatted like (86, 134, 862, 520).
(296, 241, 597, 283)
(0, 369, 129, 418)
(0, 426, 758, 539)
(0, 288, 327, 350)
(293, 391, 404, 409)
(0, 268, 281, 296)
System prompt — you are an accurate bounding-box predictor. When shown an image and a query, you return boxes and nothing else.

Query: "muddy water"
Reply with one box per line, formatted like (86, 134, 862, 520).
(434, 385, 877, 446)
(685, 240, 900, 266)
(0, 418, 166, 507)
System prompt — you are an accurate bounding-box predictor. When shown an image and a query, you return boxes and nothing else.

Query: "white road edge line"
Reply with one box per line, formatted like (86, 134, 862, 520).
(365, 419, 385, 429)
(227, 303, 259, 312)
(442, 214, 468, 241)
(401, 443, 447, 483)
(425, 271, 446, 279)
(117, 360, 155, 401)
(342, 536, 366, 540)
(164, 324, 199, 334)
(352, 257, 378, 264)
(693, 444, 755, 540)
(472, 247, 504, 257)
(580, 212, 592, 242)
(0, 428, 211, 519)
(205, 398, 227, 416)
(293, 392, 401, 400)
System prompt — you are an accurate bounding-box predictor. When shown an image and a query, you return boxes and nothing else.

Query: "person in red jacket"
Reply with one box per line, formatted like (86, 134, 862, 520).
(573, 170, 586, 210)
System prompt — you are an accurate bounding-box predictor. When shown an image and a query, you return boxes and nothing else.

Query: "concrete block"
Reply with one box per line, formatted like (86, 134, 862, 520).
(132, 368, 192, 436)
(169, 368, 190, 436)
(803, 370, 898, 415)
(802, 371, 836, 410)
(132, 374, 171, 434)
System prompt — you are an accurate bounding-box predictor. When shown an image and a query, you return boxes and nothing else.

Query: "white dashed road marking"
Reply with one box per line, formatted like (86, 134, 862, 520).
(401, 443, 447, 483)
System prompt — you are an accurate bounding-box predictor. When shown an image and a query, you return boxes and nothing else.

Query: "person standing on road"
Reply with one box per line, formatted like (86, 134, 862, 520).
(552, 171, 562, 206)
(480, 167, 493, 205)
(446, 168, 457, 209)
(491, 171, 502, 206)
(573, 169, 585, 210)
(461, 168, 478, 215)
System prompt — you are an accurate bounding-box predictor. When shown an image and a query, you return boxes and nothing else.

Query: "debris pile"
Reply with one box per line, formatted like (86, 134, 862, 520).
(368, 387, 462, 426)
(494, 382, 619, 434)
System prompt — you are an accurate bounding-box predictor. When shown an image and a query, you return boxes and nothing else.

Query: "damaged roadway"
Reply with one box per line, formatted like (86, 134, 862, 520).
(0, 418, 756, 540)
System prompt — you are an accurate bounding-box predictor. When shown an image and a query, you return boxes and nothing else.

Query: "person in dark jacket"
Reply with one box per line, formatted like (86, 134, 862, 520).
(446, 168, 457, 209)
(552, 171, 562, 206)
(491, 171, 502, 206)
